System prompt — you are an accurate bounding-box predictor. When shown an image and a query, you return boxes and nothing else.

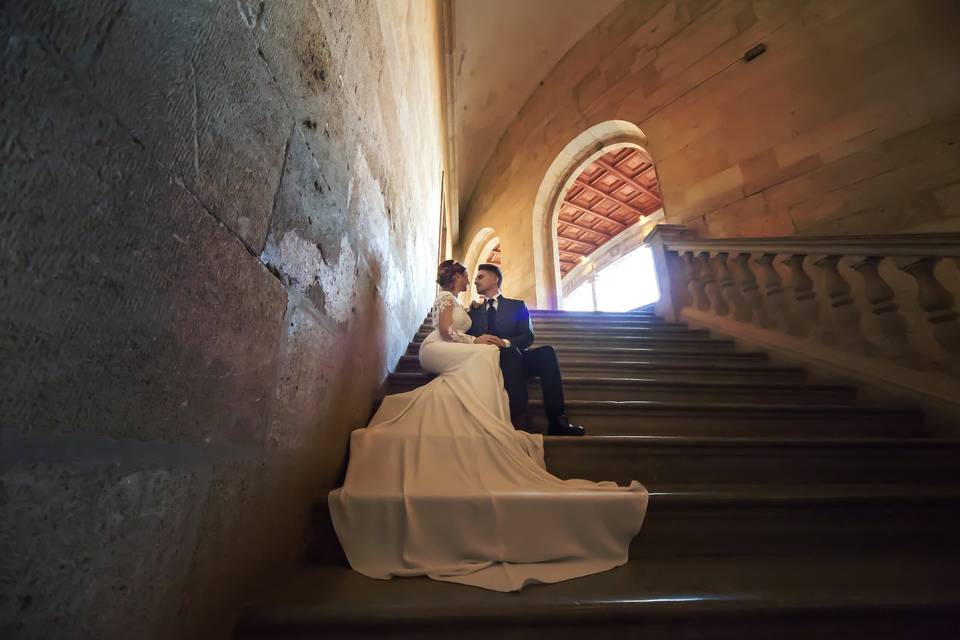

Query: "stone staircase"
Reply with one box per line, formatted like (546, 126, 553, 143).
(235, 308, 960, 639)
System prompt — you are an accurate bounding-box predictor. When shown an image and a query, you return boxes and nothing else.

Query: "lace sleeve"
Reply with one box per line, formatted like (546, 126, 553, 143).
(434, 292, 476, 344)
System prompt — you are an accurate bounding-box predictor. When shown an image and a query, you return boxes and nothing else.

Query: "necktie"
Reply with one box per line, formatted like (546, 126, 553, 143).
(486, 298, 497, 334)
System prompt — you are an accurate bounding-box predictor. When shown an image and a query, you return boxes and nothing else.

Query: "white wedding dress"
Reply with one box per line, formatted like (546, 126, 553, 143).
(328, 291, 648, 591)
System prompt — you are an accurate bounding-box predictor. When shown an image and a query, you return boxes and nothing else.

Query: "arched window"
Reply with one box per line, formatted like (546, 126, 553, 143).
(532, 121, 666, 309)
(561, 245, 660, 312)
(555, 146, 662, 279)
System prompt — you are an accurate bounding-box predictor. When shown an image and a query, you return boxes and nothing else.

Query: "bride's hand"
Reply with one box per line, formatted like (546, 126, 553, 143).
(476, 334, 506, 348)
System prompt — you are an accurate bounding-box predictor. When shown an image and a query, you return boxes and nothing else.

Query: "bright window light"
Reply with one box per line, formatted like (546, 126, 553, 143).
(561, 245, 660, 312)
(562, 280, 594, 311)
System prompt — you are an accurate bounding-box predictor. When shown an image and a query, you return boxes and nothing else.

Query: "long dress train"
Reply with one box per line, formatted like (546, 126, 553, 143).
(328, 290, 648, 592)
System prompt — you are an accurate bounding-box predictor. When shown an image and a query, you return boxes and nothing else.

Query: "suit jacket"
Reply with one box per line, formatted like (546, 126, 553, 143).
(467, 295, 535, 351)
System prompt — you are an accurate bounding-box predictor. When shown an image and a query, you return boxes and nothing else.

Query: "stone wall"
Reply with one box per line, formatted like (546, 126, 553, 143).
(459, 0, 960, 304)
(1, 1, 445, 637)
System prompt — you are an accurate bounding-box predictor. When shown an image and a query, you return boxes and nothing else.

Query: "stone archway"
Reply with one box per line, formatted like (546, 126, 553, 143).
(531, 120, 651, 309)
(463, 227, 497, 276)
(473, 236, 501, 280)
(462, 227, 500, 301)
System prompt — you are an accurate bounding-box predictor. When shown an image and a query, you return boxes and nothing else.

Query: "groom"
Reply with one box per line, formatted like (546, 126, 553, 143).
(468, 263, 585, 437)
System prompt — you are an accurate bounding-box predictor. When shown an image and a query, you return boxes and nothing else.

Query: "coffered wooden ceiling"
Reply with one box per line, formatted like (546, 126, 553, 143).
(556, 147, 662, 277)
(485, 242, 501, 265)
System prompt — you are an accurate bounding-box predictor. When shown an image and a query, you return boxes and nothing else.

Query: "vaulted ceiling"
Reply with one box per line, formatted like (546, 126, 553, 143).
(450, 0, 623, 211)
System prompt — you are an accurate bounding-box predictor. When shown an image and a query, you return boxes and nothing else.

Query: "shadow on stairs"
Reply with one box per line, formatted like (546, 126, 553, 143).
(235, 308, 960, 639)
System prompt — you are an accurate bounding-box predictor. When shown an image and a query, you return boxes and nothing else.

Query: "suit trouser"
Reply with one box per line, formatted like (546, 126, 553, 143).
(499, 345, 565, 428)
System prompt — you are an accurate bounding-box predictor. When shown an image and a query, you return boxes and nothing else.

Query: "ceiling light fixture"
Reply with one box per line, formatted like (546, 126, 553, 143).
(744, 43, 767, 62)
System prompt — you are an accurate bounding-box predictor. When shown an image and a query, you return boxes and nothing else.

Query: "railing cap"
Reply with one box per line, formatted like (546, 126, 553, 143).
(663, 233, 960, 258)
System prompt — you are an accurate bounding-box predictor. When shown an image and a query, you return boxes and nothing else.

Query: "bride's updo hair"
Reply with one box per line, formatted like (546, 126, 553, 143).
(436, 259, 467, 287)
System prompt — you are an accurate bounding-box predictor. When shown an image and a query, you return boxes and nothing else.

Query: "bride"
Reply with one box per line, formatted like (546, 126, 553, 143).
(328, 260, 648, 592)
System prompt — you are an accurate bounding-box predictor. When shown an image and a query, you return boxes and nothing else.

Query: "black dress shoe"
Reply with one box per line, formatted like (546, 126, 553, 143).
(547, 415, 586, 437)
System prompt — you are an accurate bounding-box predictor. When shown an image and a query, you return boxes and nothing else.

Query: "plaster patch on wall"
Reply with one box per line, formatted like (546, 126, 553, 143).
(261, 228, 360, 325)
(237, 0, 266, 29)
(316, 235, 358, 324)
(262, 230, 324, 291)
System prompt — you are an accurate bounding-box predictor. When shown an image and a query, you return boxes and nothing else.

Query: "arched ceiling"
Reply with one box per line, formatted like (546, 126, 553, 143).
(451, 0, 623, 211)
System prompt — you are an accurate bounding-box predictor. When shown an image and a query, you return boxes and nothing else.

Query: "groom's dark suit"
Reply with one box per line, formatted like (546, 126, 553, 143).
(467, 295, 567, 433)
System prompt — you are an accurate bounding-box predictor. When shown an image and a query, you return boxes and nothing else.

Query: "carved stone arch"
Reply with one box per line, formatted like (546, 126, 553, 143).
(473, 236, 501, 279)
(463, 227, 497, 277)
(531, 120, 651, 309)
(462, 227, 500, 302)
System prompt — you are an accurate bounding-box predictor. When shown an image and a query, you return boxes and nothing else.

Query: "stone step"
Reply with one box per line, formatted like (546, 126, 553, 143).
(519, 314, 667, 323)
(406, 341, 740, 356)
(428, 312, 663, 327)
(303, 484, 960, 566)
(527, 400, 923, 437)
(633, 484, 960, 559)
(235, 554, 960, 639)
(386, 373, 856, 405)
(419, 322, 701, 335)
(530, 318, 676, 328)
(397, 352, 776, 372)
(529, 309, 657, 318)
(552, 360, 806, 381)
(412, 332, 731, 350)
(394, 355, 788, 377)
(543, 436, 959, 485)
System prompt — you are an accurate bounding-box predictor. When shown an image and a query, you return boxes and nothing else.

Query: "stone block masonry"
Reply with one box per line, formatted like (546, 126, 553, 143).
(1, 1, 446, 637)
(459, 0, 960, 304)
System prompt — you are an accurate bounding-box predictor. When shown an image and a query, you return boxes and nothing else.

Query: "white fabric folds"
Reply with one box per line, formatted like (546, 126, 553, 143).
(329, 294, 648, 592)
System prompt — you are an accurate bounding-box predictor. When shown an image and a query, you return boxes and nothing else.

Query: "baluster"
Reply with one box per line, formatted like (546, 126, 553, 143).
(754, 253, 788, 331)
(849, 256, 912, 359)
(666, 250, 692, 310)
(811, 255, 862, 349)
(895, 256, 960, 364)
(699, 252, 729, 316)
(682, 251, 708, 311)
(733, 252, 767, 326)
(714, 252, 749, 321)
(781, 254, 818, 336)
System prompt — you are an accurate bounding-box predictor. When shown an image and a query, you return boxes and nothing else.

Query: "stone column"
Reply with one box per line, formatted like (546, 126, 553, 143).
(699, 251, 729, 316)
(733, 252, 767, 326)
(812, 254, 862, 349)
(781, 254, 818, 336)
(895, 256, 960, 367)
(714, 252, 749, 321)
(850, 255, 911, 359)
(755, 253, 788, 331)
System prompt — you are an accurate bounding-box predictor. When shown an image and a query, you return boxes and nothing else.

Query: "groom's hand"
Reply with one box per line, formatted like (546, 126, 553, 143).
(476, 334, 507, 348)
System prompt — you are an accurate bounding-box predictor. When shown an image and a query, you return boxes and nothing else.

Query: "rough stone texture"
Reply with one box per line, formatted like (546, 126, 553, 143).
(459, 0, 960, 304)
(2, 0, 445, 637)
(1, 27, 287, 445)
(1, 459, 201, 639)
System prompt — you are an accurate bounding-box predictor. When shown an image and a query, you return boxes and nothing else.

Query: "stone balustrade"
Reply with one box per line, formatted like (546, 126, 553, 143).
(645, 225, 960, 375)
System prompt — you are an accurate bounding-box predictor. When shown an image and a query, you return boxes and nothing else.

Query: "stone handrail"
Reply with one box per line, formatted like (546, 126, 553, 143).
(662, 233, 960, 257)
(644, 225, 960, 376)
